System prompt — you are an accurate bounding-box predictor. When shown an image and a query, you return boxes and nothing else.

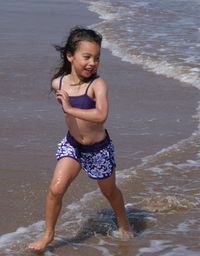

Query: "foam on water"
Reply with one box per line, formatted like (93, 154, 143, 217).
(0, 221, 45, 255)
(136, 195, 199, 213)
(1, 135, 200, 255)
(138, 240, 171, 254)
(0, 188, 119, 255)
(80, 0, 200, 89)
(138, 242, 200, 256)
(161, 247, 200, 256)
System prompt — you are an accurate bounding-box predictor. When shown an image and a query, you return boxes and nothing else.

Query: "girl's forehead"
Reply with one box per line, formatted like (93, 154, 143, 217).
(77, 40, 100, 52)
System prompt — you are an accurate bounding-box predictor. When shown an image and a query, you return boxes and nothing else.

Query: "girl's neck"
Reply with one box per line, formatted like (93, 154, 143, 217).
(69, 73, 93, 86)
(69, 74, 84, 86)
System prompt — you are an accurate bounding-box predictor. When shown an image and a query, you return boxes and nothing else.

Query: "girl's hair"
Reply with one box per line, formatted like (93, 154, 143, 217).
(51, 26, 102, 83)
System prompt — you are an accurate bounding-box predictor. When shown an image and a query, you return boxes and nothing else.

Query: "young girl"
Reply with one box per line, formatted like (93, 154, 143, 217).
(28, 26, 132, 252)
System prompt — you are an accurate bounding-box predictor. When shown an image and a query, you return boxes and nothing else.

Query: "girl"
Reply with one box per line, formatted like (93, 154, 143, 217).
(28, 26, 132, 252)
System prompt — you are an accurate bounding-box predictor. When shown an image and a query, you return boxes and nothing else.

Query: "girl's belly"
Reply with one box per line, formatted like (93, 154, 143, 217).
(65, 117, 106, 145)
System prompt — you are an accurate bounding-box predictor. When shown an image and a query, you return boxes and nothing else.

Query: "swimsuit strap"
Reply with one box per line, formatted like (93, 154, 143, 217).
(59, 75, 65, 90)
(85, 78, 96, 95)
(59, 75, 98, 93)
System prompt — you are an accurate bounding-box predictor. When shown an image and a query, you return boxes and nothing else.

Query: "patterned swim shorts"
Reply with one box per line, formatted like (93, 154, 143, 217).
(56, 130, 116, 180)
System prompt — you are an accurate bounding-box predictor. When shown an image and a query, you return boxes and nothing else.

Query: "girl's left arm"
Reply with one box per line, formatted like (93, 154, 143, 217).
(56, 78, 109, 123)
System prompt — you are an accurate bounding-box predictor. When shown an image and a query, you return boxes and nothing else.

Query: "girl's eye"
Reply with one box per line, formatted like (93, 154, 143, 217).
(83, 56, 90, 59)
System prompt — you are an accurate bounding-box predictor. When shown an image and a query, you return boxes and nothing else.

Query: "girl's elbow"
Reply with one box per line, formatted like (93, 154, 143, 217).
(93, 107, 108, 123)
(101, 113, 108, 123)
(96, 112, 108, 123)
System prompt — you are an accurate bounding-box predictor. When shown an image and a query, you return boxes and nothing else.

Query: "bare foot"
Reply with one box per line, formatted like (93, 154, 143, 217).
(28, 233, 54, 252)
(112, 228, 134, 241)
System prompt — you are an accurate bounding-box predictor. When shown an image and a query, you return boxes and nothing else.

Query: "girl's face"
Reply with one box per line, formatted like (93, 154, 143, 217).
(67, 40, 101, 79)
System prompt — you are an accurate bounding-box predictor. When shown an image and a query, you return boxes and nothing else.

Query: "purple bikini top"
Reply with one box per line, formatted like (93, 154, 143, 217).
(59, 76, 96, 109)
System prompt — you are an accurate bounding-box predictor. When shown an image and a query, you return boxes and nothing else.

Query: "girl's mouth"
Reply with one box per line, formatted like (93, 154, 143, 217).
(84, 68, 95, 76)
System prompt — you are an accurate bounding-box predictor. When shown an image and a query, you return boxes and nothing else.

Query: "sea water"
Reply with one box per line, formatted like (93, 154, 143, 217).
(1, 0, 200, 255)
(81, 0, 200, 89)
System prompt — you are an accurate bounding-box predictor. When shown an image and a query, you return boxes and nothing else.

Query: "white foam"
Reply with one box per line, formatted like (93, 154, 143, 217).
(161, 246, 200, 256)
(147, 167, 165, 174)
(138, 195, 199, 213)
(103, 39, 200, 90)
(0, 221, 44, 256)
(172, 219, 196, 233)
(80, 0, 121, 20)
(82, 243, 114, 256)
(138, 240, 171, 254)
(81, 0, 200, 91)
(138, 242, 200, 256)
(140, 131, 200, 168)
(62, 190, 99, 219)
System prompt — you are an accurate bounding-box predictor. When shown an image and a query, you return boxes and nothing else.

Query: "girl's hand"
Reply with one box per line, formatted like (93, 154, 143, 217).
(56, 90, 71, 114)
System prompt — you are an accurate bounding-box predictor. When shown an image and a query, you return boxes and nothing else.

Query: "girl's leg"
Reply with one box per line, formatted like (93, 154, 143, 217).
(28, 157, 81, 251)
(97, 169, 132, 237)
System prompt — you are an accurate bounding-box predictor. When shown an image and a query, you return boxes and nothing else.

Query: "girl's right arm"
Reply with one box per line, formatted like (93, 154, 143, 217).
(51, 77, 63, 105)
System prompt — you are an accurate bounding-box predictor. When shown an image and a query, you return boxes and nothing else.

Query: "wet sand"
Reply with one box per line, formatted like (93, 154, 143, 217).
(0, 0, 199, 238)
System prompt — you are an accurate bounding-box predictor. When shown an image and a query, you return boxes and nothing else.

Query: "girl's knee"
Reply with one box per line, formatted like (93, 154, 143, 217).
(48, 183, 66, 199)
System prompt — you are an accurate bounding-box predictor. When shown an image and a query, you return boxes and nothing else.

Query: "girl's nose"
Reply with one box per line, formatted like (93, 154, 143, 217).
(89, 59, 95, 66)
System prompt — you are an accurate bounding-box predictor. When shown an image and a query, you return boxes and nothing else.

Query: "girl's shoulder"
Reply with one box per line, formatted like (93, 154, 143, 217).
(92, 76, 107, 90)
(51, 75, 70, 91)
(91, 75, 106, 85)
(51, 77, 60, 91)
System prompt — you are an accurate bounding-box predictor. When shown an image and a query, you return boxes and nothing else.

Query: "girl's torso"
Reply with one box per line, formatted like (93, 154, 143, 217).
(57, 75, 105, 144)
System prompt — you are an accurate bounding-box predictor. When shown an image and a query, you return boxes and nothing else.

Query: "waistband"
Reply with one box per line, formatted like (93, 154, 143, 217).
(67, 129, 111, 153)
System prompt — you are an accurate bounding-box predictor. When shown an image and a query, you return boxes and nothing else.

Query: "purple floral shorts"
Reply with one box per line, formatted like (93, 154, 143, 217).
(56, 130, 116, 179)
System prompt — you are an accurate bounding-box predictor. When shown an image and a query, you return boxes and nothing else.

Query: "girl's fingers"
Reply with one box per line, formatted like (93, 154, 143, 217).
(57, 98, 62, 105)
(56, 90, 68, 101)
(56, 90, 70, 109)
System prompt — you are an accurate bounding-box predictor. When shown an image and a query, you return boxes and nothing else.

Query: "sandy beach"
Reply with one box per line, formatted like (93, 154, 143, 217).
(0, 0, 200, 255)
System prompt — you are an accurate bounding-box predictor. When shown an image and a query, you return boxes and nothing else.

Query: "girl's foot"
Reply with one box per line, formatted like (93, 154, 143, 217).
(28, 232, 54, 252)
(112, 228, 134, 241)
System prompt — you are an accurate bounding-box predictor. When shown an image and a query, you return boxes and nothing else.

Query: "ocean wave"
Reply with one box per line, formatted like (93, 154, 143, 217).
(136, 195, 199, 213)
(91, 22, 200, 90)
(80, 0, 200, 90)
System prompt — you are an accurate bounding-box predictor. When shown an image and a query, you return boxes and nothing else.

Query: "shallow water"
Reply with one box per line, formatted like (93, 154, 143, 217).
(1, 131, 200, 255)
(1, 0, 200, 255)
(1, 134, 200, 255)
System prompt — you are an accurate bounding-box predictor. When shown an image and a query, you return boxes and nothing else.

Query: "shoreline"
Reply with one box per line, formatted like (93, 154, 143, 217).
(0, 0, 199, 237)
